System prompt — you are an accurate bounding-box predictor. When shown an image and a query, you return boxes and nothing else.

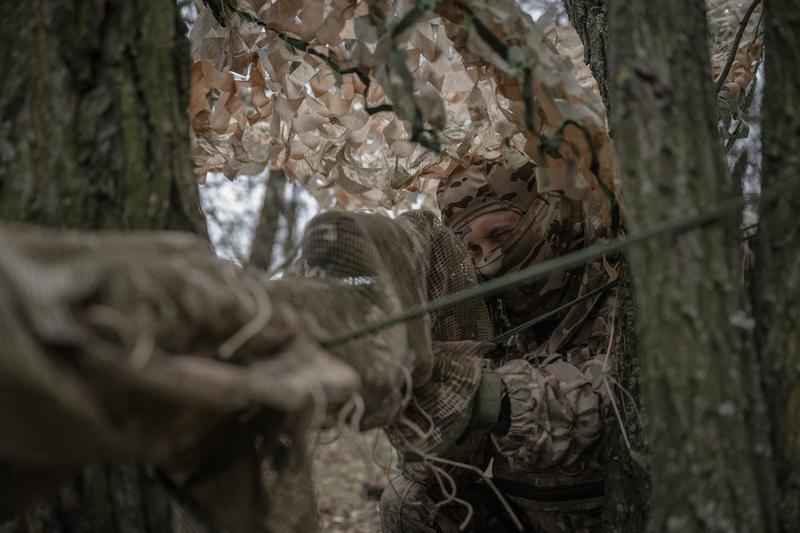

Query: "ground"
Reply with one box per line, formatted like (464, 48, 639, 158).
(314, 429, 395, 532)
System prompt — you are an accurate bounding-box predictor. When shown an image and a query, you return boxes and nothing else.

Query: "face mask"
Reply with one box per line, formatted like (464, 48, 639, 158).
(474, 195, 586, 322)
(474, 198, 551, 280)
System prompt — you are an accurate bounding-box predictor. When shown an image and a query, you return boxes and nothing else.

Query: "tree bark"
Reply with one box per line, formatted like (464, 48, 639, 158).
(249, 170, 287, 270)
(563, 0, 611, 112)
(607, 0, 779, 532)
(563, 3, 649, 531)
(752, 1, 800, 530)
(601, 262, 649, 533)
(0, 0, 205, 234)
(0, 1, 206, 531)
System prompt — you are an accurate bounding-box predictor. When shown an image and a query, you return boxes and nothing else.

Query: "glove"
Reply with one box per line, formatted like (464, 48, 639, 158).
(493, 358, 602, 470)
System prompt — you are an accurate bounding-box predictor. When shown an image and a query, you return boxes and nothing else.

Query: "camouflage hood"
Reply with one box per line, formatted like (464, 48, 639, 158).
(437, 160, 540, 230)
(437, 157, 591, 324)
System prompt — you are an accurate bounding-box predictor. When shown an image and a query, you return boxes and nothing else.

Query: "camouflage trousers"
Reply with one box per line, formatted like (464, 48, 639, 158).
(379, 474, 602, 533)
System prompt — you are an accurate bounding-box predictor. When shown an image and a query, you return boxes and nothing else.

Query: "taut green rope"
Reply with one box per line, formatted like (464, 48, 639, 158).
(491, 278, 619, 343)
(322, 180, 796, 348)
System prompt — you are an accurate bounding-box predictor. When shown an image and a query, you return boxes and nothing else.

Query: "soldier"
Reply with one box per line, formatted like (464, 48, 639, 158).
(0, 156, 620, 533)
(380, 157, 621, 532)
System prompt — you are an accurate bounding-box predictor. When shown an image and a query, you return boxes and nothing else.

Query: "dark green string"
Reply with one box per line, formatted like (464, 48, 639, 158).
(322, 179, 796, 348)
(491, 278, 619, 343)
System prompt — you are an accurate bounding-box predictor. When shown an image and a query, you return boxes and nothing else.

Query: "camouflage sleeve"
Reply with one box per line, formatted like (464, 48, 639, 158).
(482, 256, 621, 472)
(492, 357, 606, 470)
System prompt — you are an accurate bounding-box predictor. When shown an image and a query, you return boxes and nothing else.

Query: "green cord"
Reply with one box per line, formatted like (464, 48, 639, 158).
(322, 179, 797, 348)
(491, 278, 619, 343)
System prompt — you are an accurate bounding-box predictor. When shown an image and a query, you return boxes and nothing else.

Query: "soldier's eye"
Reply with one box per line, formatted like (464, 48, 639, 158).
(467, 243, 482, 257)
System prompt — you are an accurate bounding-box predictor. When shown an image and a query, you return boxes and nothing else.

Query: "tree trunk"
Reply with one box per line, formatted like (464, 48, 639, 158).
(0, 0, 205, 531)
(248, 171, 317, 531)
(752, 1, 800, 530)
(249, 170, 287, 270)
(601, 262, 649, 533)
(607, 0, 778, 532)
(0, 0, 205, 234)
(563, 3, 649, 531)
(563, 0, 611, 111)
(282, 183, 301, 261)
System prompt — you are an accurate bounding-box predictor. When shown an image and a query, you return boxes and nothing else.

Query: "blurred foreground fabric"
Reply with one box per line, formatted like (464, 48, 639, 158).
(0, 211, 491, 531)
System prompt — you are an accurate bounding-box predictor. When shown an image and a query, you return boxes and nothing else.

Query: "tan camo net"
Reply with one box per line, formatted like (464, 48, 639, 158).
(0, 213, 493, 531)
(269, 210, 494, 451)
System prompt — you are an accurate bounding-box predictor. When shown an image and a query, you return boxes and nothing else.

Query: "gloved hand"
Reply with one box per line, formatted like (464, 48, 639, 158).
(493, 358, 602, 470)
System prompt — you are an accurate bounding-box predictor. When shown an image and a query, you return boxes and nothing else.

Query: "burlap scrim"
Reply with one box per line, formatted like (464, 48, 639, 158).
(0, 211, 493, 531)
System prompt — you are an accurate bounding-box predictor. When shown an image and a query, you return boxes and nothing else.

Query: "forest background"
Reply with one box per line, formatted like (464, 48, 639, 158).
(0, 0, 797, 532)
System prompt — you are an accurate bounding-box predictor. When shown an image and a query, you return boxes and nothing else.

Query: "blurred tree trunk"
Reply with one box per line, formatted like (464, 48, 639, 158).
(249, 170, 287, 270)
(0, 0, 205, 234)
(248, 170, 300, 273)
(752, 1, 800, 530)
(563, 3, 649, 531)
(607, 0, 779, 532)
(249, 170, 302, 273)
(249, 174, 316, 529)
(0, 0, 205, 531)
(283, 184, 301, 260)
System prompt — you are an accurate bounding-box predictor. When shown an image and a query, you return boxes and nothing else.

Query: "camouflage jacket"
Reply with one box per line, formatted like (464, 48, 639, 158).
(409, 151, 624, 518)
(490, 255, 620, 511)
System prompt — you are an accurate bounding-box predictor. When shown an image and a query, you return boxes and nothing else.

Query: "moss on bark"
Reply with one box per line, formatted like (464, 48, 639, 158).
(0, 0, 205, 234)
(753, 1, 800, 530)
(608, 0, 779, 531)
(0, 1, 206, 531)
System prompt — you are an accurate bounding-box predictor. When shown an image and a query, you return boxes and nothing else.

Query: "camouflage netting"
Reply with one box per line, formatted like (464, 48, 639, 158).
(269, 210, 494, 446)
(708, 0, 763, 106)
(189, 0, 764, 218)
(189, 0, 619, 218)
(0, 211, 492, 530)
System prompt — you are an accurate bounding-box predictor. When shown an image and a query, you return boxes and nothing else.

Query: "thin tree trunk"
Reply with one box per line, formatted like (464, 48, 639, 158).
(562, 3, 649, 530)
(249, 170, 316, 529)
(752, 1, 800, 530)
(607, 0, 778, 531)
(0, 1, 205, 531)
(249, 170, 287, 270)
(283, 183, 301, 261)
(248, 169, 317, 530)
(563, 0, 611, 111)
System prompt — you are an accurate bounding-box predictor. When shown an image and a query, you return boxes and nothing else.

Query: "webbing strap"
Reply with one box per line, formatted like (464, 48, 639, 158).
(464, 371, 505, 434)
(491, 478, 604, 503)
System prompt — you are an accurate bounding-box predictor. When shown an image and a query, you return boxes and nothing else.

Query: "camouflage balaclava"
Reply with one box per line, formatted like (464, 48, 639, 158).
(436, 158, 590, 324)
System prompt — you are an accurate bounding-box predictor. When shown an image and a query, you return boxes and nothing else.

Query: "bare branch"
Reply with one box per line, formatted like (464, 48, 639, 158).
(714, 0, 762, 95)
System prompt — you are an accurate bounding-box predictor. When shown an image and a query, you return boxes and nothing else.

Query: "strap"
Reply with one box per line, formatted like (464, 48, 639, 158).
(491, 478, 605, 503)
(492, 278, 618, 343)
(464, 371, 506, 435)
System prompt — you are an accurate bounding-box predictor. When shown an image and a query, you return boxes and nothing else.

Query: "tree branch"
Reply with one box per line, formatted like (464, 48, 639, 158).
(713, 0, 762, 95)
